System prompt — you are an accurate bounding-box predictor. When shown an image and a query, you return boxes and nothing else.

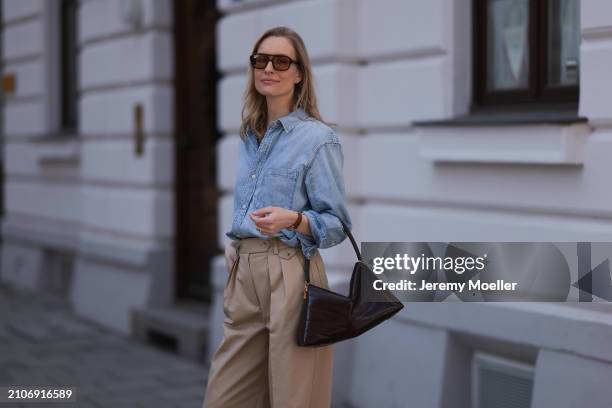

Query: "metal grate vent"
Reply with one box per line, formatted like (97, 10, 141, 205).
(472, 352, 534, 408)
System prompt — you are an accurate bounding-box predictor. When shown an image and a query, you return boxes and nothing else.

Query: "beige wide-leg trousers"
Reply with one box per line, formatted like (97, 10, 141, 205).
(202, 237, 334, 408)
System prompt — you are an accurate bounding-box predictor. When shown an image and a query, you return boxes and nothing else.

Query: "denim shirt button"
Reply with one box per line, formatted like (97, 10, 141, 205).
(227, 110, 351, 246)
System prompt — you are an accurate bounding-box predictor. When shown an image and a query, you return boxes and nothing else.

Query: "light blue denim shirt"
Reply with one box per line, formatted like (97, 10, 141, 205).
(225, 107, 352, 259)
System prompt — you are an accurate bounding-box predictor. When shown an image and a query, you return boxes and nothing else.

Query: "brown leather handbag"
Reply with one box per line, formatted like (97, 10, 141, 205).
(297, 219, 404, 347)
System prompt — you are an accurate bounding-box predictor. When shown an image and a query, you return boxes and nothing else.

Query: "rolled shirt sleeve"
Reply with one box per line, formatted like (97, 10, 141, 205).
(295, 141, 352, 259)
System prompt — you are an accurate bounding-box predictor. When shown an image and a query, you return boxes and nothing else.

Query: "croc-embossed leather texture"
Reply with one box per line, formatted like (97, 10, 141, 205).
(297, 218, 404, 347)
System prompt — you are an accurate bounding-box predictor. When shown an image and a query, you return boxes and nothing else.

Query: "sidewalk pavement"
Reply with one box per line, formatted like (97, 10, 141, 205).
(0, 283, 207, 408)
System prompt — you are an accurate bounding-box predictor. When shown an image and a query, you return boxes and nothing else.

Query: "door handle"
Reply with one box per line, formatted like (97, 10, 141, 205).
(134, 103, 144, 157)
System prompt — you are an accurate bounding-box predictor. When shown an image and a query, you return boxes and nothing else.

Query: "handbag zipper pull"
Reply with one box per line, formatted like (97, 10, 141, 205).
(303, 282, 309, 299)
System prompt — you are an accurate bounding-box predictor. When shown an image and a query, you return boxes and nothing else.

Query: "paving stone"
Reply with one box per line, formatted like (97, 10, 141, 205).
(0, 284, 208, 407)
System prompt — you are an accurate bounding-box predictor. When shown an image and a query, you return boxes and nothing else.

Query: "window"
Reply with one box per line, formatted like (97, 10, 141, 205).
(473, 0, 580, 109)
(60, 0, 78, 133)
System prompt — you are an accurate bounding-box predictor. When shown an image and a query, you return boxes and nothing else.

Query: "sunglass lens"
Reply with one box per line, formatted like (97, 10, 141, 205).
(274, 56, 291, 70)
(252, 55, 268, 68)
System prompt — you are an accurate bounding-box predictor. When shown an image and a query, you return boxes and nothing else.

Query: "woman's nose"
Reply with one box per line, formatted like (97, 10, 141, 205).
(264, 60, 274, 72)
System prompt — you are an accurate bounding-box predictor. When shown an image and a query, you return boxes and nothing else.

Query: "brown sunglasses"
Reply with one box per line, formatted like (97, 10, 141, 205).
(250, 53, 300, 71)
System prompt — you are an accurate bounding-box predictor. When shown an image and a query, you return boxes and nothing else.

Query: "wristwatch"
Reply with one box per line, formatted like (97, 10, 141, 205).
(287, 211, 303, 231)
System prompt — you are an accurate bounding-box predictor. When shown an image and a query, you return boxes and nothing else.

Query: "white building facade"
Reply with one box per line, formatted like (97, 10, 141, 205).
(2, 0, 612, 407)
(0, 0, 174, 334)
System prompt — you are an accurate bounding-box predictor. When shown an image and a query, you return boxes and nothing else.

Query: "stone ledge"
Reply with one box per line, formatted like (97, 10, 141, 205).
(395, 301, 612, 365)
(416, 123, 591, 165)
(131, 304, 210, 363)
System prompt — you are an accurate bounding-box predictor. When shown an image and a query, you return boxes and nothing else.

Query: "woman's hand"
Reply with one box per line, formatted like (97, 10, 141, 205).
(250, 207, 298, 236)
(225, 242, 239, 274)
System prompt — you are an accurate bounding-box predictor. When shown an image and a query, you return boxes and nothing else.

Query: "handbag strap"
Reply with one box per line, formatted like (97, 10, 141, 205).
(303, 217, 361, 283)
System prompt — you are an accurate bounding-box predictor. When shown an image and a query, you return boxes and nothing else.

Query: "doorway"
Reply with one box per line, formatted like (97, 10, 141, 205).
(174, 0, 220, 301)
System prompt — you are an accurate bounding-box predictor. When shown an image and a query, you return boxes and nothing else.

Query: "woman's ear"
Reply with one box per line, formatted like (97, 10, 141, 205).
(294, 68, 302, 84)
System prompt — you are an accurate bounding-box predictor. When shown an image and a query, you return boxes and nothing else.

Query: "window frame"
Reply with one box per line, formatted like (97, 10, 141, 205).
(472, 0, 580, 110)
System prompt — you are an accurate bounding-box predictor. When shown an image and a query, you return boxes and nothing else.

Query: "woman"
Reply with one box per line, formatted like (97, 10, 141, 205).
(203, 26, 352, 408)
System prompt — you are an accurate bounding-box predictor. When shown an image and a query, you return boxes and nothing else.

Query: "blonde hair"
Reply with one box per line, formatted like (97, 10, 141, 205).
(239, 26, 331, 141)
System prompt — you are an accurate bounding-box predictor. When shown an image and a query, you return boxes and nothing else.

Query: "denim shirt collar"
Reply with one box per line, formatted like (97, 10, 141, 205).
(246, 107, 309, 143)
(278, 107, 309, 133)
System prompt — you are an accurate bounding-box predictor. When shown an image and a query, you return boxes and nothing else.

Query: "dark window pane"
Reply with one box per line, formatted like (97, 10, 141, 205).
(548, 0, 580, 86)
(61, 0, 78, 132)
(486, 0, 530, 91)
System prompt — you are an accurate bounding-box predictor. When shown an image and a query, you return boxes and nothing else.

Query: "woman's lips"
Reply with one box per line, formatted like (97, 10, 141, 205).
(261, 79, 278, 85)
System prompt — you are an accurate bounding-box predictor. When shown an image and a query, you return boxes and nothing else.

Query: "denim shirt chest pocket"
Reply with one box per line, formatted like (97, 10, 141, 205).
(253, 167, 299, 209)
